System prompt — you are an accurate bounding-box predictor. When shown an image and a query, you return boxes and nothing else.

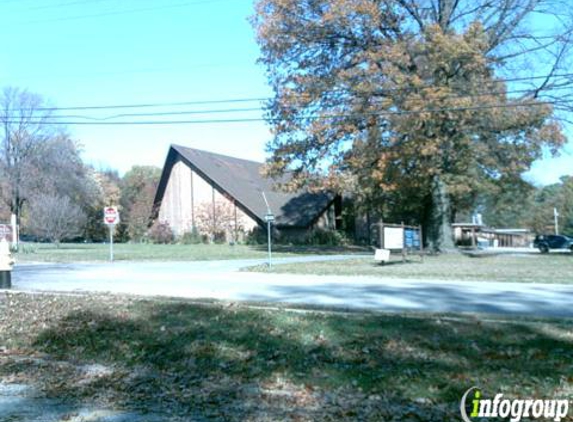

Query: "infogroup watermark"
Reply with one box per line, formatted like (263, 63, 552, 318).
(461, 387, 569, 422)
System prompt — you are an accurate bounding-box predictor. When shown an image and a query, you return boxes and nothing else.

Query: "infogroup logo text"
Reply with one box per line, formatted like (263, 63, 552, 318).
(460, 387, 569, 422)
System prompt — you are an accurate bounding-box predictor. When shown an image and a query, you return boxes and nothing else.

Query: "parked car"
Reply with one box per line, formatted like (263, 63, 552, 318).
(533, 234, 573, 253)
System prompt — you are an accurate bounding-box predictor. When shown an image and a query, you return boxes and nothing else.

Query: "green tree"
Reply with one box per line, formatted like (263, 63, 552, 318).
(120, 166, 161, 242)
(253, 0, 570, 251)
(529, 176, 573, 235)
(478, 177, 537, 228)
(84, 169, 122, 242)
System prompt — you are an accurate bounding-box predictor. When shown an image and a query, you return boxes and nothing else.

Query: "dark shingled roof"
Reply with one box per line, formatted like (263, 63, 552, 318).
(153, 144, 334, 228)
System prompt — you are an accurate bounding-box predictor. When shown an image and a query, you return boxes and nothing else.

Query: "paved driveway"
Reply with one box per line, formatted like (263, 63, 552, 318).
(9, 256, 573, 318)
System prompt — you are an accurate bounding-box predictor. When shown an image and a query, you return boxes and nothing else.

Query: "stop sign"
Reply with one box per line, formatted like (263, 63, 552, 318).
(0, 224, 12, 241)
(103, 207, 120, 225)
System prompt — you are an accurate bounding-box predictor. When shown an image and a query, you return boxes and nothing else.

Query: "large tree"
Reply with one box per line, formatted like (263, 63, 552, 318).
(253, 0, 571, 250)
(0, 87, 60, 225)
(19, 136, 100, 241)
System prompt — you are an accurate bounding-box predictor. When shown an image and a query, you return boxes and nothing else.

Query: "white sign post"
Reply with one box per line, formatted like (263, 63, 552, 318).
(264, 213, 275, 269)
(103, 207, 120, 262)
(10, 214, 17, 249)
(261, 192, 274, 269)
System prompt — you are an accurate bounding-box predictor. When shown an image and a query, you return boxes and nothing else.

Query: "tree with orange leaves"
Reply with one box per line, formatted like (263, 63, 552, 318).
(253, 0, 570, 251)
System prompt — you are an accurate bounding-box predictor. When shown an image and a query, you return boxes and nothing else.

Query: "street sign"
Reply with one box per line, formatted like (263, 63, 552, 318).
(0, 224, 12, 242)
(264, 213, 275, 223)
(103, 207, 119, 262)
(103, 207, 120, 225)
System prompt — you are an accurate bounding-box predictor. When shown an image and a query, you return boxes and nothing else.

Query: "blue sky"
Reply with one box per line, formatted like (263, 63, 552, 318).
(0, 0, 570, 186)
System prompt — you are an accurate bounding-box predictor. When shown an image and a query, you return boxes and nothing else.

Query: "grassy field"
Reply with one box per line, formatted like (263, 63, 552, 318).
(1, 292, 572, 420)
(252, 252, 573, 283)
(13, 242, 368, 263)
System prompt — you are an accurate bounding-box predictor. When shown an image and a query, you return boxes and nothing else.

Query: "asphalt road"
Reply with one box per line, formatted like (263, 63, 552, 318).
(8, 255, 573, 318)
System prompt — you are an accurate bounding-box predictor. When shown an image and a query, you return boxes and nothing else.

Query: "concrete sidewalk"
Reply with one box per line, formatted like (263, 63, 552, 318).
(7, 257, 573, 318)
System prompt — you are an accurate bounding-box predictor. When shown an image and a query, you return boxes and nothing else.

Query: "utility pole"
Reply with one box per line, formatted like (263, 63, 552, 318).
(554, 207, 559, 235)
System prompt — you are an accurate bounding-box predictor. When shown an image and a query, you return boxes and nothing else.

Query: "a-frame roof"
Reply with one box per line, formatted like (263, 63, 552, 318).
(153, 144, 334, 228)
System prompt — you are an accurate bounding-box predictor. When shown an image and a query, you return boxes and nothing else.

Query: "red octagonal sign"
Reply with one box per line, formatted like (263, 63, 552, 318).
(103, 206, 120, 225)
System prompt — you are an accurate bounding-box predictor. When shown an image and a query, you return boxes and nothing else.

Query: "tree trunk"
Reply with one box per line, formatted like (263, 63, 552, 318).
(425, 175, 456, 253)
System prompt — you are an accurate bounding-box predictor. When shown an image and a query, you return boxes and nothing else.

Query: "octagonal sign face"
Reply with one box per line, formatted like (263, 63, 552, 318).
(103, 207, 120, 225)
(0, 224, 12, 242)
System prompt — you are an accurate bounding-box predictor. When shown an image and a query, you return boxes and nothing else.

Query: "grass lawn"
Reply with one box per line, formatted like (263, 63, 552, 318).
(13, 242, 364, 263)
(252, 252, 573, 283)
(1, 292, 573, 420)
(13, 242, 279, 262)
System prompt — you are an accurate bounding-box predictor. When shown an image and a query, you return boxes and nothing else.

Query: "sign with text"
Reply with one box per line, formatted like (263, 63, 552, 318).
(404, 228, 421, 249)
(103, 207, 120, 225)
(383, 227, 404, 249)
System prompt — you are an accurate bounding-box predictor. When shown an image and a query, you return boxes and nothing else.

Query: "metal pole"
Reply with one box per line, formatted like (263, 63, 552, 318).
(419, 224, 424, 262)
(267, 221, 272, 269)
(109, 225, 114, 262)
(554, 208, 559, 235)
(10, 214, 18, 251)
(401, 221, 406, 263)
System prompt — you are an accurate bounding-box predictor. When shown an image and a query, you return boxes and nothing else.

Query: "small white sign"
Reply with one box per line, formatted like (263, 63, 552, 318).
(384, 227, 404, 249)
(103, 207, 120, 225)
(374, 248, 391, 262)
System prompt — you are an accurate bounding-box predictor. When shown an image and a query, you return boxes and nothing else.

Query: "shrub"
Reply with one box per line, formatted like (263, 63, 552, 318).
(304, 228, 348, 246)
(212, 231, 227, 244)
(25, 193, 87, 246)
(180, 226, 202, 244)
(194, 200, 240, 243)
(246, 227, 267, 245)
(148, 221, 174, 244)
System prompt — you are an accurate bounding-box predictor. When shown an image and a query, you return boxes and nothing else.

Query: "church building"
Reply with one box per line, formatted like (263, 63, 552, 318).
(152, 144, 342, 241)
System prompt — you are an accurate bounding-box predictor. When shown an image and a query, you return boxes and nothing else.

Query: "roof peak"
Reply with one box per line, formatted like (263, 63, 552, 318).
(170, 144, 264, 166)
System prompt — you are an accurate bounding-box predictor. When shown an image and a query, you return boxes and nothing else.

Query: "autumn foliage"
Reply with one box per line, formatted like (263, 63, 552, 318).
(253, 0, 569, 250)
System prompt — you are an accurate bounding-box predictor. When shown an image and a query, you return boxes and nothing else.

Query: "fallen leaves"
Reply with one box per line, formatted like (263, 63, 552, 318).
(1, 291, 572, 421)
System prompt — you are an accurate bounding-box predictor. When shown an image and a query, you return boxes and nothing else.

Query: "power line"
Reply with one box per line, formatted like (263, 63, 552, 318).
(8, 99, 571, 126)
(48, 106, 264, 120)
(38, 97, 269, 112)
(34, 72, 573, 112)
(24, 84, 571, 121)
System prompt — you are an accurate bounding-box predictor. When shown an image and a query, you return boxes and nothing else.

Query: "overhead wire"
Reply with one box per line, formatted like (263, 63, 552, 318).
(31, 72, 573, 113)
(5, 99, 571, 125)
(38, 84, 573, 121)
